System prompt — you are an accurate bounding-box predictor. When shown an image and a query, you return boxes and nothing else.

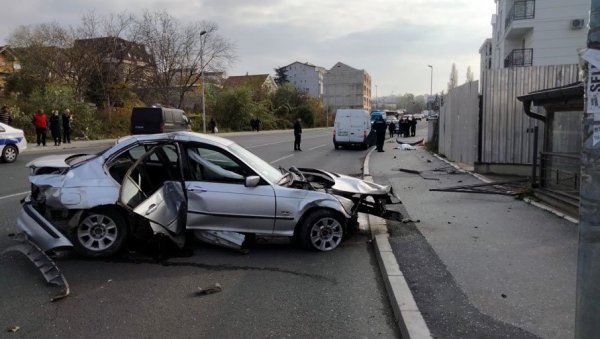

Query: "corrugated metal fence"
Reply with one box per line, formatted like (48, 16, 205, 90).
(439, 81, 479, 166)
(480, 64, 580, 164)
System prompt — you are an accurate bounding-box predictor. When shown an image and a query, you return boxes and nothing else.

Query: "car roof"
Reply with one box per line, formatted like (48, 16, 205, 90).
(108, 131, 236, 157)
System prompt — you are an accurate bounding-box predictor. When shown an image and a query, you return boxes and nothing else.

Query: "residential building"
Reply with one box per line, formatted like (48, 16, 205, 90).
(282, 61, 326, 98)
(222, 74, 278, 96)
(74, 37, 153, 84)
(323, 62, 372, 112)
(481, 0, 590, 71)
(0, 46, 21, 93)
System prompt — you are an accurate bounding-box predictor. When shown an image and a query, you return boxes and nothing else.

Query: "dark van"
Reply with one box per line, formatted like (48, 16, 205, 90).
(130, 107, 191, 135)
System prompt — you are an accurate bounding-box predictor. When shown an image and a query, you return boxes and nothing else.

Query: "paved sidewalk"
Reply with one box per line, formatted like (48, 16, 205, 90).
(369, 138, 577, 338)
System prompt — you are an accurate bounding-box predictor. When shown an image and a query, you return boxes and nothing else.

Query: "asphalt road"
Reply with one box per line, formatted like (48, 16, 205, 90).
(0, 128, 399, 338)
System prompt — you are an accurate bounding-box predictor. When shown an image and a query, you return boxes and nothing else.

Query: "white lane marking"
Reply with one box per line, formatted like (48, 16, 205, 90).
(309, 144, 326, 150)
(245, 135, 327, 149)
(0, 191, 29, 201)
(270, 154, 294, 164)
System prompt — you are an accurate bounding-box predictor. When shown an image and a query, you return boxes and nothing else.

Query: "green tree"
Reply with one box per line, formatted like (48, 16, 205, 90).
(273, 66, 288, 86)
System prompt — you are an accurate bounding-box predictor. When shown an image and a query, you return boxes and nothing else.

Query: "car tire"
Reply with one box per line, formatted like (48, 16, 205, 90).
(1, 145, 18, 163)
(298, 209, 345, 252)
(72, 207, 128, 258)
(334, 143, 339, 149)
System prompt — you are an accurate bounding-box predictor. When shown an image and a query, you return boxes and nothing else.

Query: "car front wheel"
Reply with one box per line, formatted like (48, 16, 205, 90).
(299, 210, 345, 252)
(72, 208, 128, 257)
(1, 145, 18, 163)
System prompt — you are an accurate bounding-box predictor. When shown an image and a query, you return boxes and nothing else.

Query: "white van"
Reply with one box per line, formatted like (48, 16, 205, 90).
(333, 109, 371, 149)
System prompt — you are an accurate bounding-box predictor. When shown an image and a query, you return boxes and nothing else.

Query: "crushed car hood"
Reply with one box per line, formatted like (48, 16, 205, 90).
(299, 168, 391, 195)
(26, 154, 76, 169)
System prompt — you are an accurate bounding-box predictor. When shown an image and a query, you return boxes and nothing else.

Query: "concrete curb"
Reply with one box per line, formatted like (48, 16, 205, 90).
(429, 152, 578, 225)
(363, 147, 433, 339)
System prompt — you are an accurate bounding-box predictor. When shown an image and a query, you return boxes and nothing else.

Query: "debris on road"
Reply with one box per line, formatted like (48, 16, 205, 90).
(194, 230, 248, 253)
(196, 283, 223, 296)
(430, 179, 530, 196)
(6, 326, 20, 333)
(2, 233, 70, 302)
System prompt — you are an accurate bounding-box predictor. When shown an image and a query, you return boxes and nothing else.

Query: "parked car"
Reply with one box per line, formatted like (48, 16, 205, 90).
(333, 109, 372, 149)
(17, 132, 401, 257)
(413, 113, 423, 121)
(426, 112, 439, 120)
(0, 122, 27, 163)
(131, 106, 191, 135)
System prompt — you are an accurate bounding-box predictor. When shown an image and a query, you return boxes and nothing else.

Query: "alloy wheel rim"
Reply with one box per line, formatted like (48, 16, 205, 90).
(77, 214, 118, 251)
(4, 147, 16, 161)
(309, 217, 343, 251)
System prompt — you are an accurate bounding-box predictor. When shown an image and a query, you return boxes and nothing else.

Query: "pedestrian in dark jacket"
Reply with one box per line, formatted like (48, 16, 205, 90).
(255, 118, 260, 132)
(62, 109, 72, 143)
(208, 118, 217, 133)
(388, 121, 396, 138)
(293, 118, 302, 151)
(373, 116, 387, 152)
(410, 116, 417, 136)
(0, 106, 11, 125)
(49, 110, 61, 146)
(33, 109, 48, 146)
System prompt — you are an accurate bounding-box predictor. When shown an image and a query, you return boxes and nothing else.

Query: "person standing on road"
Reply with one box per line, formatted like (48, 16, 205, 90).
(255, 118, 260, 132)
(293, 118, 302, 151)
(388, 121, 396, 138)
(33, 109, 48, 146)
(49, 110, 61, 146)
(410, 116, 417, 137)
(0, 106, 12, 125)
(208, 118, 217, 133)
(373, 115, 387, 152)
(62, 109, 72, 144)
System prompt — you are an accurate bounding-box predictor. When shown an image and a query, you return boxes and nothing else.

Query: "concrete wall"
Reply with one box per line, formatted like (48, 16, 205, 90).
(439, 81, 480, 167)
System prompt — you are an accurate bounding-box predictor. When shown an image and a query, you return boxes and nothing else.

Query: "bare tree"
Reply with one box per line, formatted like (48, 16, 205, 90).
(447, 63, 458, 93)
(74, 11, 142, 119)
(133, 10, 236, 108)
(466, 66, 474, 83)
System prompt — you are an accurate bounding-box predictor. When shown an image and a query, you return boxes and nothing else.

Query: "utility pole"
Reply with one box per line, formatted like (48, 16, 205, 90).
(576, 0, 600, 337)
(200, 30, 207, 133)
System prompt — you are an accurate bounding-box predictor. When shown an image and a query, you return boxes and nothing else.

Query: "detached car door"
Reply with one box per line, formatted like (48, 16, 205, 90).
(119, 143, 187, 236)
(183, 142, 276, 234)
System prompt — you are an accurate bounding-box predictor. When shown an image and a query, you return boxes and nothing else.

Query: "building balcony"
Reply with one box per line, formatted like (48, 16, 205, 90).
(505, 0, 535, 38)
(504, 48, 533, 67)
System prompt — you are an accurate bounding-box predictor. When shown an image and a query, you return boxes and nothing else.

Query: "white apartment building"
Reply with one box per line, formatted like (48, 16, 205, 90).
(481, 0, 590, 71)
(283, 61, 326, 99)
(323, 62, 372, 112)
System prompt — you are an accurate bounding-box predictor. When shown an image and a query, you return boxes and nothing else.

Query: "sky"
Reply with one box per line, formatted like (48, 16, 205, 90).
(0, 0, 496, 96)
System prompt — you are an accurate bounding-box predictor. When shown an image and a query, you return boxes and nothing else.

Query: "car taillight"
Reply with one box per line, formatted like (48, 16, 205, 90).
(160, 122, 165, 133)
(364, 130, 367, 138)
(333, 129, 336, 136)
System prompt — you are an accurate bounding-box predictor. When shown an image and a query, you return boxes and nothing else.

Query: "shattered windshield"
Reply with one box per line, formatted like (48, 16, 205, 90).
(226, 143, 283, 183)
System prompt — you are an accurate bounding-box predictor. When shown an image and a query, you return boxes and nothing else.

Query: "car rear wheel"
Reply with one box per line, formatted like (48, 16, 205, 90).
(299, 210, 345, 252)
(72, 208, 128, 257)
(1, 145, 18, 163)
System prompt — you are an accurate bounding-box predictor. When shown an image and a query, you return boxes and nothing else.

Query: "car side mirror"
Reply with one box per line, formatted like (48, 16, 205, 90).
(245, 175, 260, 187)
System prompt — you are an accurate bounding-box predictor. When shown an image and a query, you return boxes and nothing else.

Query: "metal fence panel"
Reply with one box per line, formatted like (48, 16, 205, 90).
(439, 81, 479, 166)
(480, 64, 580, 164)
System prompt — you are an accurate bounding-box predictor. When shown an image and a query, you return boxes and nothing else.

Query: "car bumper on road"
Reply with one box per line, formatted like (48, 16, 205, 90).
(16, 202, 73, 251)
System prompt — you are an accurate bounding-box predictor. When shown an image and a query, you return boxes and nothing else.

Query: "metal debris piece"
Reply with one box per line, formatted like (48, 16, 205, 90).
(395, 138, 424, 146)
(2, 233, 70, 302)
(194, 230, 246, 252)
(196, 283, 222, 296)
(430, 179, 530, 196)
(6, 326, 20, 333)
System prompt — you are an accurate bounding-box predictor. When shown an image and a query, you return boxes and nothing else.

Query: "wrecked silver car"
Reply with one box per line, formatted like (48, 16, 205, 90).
(17, 132, 401, 257)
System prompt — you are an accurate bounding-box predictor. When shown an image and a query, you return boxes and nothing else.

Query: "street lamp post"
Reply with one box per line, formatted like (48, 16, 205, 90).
(428, 65, 433, 96)
(375, 85, 378, 110)
(200, 30, 207, 133)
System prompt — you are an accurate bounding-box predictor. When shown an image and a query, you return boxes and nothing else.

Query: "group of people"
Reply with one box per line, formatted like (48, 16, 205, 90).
(372, 114, 419, 152)
(388, 116, 417, 138)
(32, 109, 73, 146)
(250, 118, 261, 132)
